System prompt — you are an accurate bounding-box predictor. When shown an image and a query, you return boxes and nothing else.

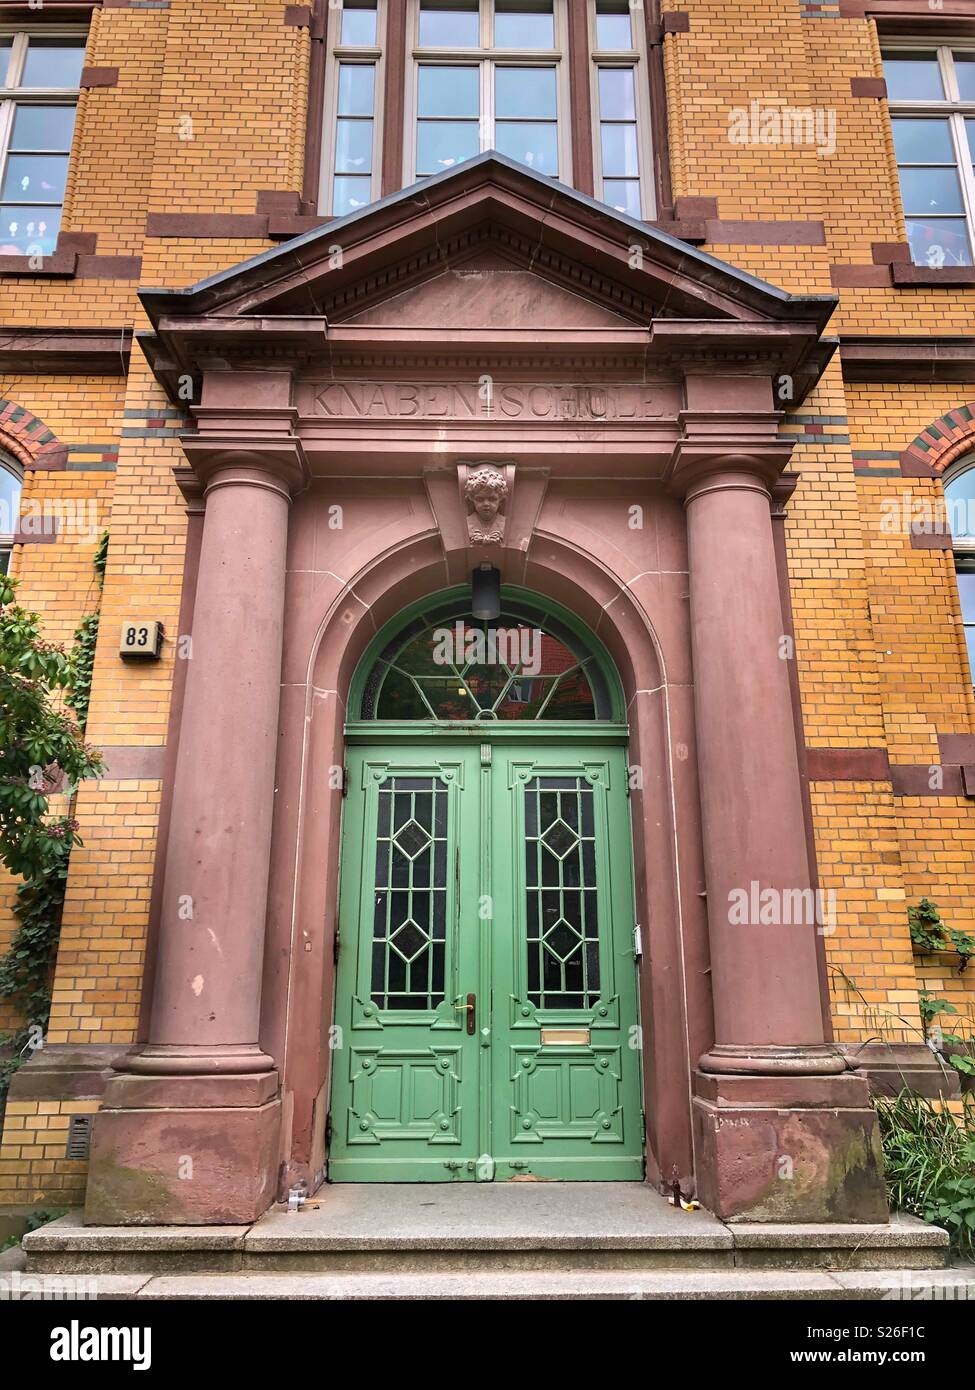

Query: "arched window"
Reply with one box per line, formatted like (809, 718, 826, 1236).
(0, 449, 23, 576)
(944, 457, 975, 681)
(357, 591, 618, 721)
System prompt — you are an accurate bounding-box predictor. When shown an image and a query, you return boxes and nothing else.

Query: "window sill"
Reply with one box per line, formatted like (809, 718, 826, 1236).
(0, 250, 77, 277)
(0, 233, 141, 281)
(891, 264, 975, 287)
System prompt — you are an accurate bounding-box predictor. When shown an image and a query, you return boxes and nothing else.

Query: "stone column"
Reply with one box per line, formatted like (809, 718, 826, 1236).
(85, 436, 308, 1226)
(671, 400, 888, 1223)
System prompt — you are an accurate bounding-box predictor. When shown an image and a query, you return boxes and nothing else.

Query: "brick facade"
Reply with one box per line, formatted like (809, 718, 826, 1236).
(1, 0, 974, 1208)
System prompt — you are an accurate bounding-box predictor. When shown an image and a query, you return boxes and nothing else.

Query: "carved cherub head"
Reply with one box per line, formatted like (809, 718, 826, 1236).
(464, 466, 508, 535)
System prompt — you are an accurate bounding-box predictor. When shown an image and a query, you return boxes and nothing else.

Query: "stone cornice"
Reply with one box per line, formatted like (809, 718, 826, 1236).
(0, 326, 132, 375)
(839, 336, 975, 383)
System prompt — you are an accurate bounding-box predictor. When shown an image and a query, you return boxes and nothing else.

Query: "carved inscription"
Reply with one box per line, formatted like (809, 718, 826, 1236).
(313, 382, 669, 421)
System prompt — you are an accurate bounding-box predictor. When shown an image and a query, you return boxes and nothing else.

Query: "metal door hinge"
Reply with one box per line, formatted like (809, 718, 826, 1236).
(324, 1112, 332, 1147)
(633, 923, 643, 959)
(333, 930, 341, 963)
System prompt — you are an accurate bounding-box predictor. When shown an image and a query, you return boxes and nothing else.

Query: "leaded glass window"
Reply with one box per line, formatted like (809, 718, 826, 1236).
(371, 776, 449, 1009)
(524, 776, 599, 1008)
(360, 600, 612, 721)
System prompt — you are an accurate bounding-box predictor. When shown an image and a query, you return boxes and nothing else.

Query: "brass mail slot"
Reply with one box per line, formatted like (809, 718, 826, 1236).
(540, 1028, 590, 1046)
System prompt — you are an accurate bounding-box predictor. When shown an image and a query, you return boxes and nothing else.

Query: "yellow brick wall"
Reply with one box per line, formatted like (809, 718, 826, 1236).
(3, 0, 975, 1208)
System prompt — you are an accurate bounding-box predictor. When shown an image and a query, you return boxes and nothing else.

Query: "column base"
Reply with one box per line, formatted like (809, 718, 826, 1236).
(692, 1070, 889, 1224)
(841, 1042, 961, 1100)
(84, 1071, 281, 1226)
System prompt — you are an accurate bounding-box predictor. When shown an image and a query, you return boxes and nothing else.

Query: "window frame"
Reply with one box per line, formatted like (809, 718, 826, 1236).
(882, 39, 975, 268)
(402, 0, 574, 189)
(0, 449, 23, 575)
(0, 25, 87, 258)
(319, 1, 388, 217)
(942, 455, 975, 685)
(587, 0, 655, 220)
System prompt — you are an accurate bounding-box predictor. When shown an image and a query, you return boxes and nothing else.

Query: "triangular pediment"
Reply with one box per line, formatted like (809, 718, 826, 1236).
(138, 154, 836, 395)
(339, 245, 641, 329)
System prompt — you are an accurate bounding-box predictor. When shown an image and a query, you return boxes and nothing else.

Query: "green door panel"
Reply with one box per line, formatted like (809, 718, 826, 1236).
(328, 749, 482, 1181)
(489, 747, 644, 1179)
(328, 737, 644, 1181)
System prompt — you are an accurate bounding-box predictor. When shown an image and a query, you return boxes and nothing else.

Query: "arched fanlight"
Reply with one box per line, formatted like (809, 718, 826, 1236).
(359, 593, 615, 722)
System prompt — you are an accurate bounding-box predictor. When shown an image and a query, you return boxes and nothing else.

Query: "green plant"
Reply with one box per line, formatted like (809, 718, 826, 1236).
(0, 571, 101, 878)
(0, 567, 103, 1104)
(877, 1090, 975, 1257)
(65, 611, 99, 733)
(908, 897, 975, 971)
(948, 928, 975, 974)
(909, 898, 949, 955)
(919, 990, 957, 1032)
(0, 1206, 67, 1253)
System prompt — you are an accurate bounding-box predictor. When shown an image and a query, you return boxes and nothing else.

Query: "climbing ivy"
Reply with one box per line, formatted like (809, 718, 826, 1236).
(65, 532, 107, 735)
(0, 537, 107, 1105)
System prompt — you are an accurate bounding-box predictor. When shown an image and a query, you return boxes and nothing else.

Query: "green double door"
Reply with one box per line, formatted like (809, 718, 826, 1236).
(328, 738, 644, 1181)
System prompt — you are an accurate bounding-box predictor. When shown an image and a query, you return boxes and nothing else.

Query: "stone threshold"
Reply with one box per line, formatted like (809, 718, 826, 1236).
(23, 1183, 951, 1277)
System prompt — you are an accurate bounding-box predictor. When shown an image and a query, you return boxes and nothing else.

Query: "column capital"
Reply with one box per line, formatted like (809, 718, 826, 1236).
(667, 436, 795, 503)
(180, 433, 309, 498)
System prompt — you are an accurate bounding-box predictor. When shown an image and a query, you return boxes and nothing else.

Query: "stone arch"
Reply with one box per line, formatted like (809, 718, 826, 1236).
(266, 525, 706, 1197)
(900, 404, 975, 476)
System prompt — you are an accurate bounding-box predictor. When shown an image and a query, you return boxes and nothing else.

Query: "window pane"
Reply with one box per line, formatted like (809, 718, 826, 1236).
(338, 63, 375, 115)
(495, 2, 554, 49)
(892, 118, 954, 165)
(945, 472, 975, 539)
(905, 216, 972, 266)
(332, 174, 373, 215)
(416, 119, 480, 173)
(964, 624, 975, 681)
(1, 154, 69, 203)
(335, 118, 373, 174)
(10, 104, 76, 151)
(601, 121, 639, 176)
(0, 464, 22, 532)
(882, 53, 945, 101)
(596, 2, 633, 49)
(598, 67, 636, 120)
(340, 1, 378, 45)
(0, 38, 13, 87)
(954, 53, 975, 101)
(495, 66, 556, 118)
(0, 549, 11, 577)
(603, 178, 641, 217)
(418, 64, 479, 116)
(898, 165, 964, 214)
(495, 120, 557, 173)
(966, 119, 975, 164)
(21, 39, 86, 89)
(958, 570, 975, 619)
(419, 1, 479, 47)
(0, 205, 61, 256)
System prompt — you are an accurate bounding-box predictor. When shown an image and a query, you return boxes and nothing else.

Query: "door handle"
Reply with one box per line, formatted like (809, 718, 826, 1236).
(453, 993, 476, 1035)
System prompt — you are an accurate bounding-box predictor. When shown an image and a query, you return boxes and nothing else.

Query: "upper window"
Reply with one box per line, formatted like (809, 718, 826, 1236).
(406, 1, 568, 185)
(0, 30, 86, 258)
(591, 0, 652, 218)
(320, 0, 654, 220)
(359, 597, 615, 721)
(883, 45, 975, 268)
(0, 450, 23, 575)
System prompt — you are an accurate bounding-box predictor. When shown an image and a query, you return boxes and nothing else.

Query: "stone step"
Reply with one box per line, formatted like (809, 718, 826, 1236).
(9, 1266, 975, 1302)
(24, 1205, 949, 1276)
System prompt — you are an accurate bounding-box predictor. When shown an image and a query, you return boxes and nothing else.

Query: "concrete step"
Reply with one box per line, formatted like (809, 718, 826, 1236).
(7, 1266, 975, 1302)
(24, 1183, 950, 1277)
